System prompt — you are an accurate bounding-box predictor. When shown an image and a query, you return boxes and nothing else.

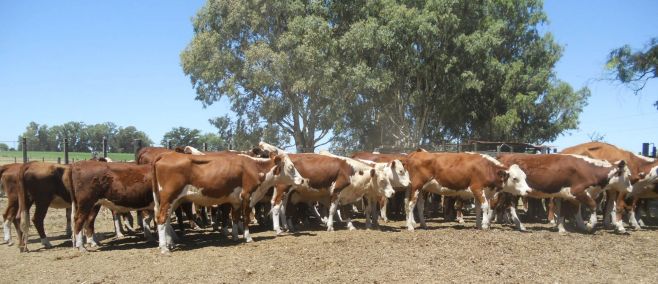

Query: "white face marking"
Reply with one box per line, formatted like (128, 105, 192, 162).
(606, 165, 632, 193)
(184, 146, 205, 155)
(560, 154, 612, 167)
(503, 164, 531, 196)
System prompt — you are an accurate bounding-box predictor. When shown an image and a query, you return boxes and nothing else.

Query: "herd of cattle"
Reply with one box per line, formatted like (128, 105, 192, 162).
(0, 141, 657, 255)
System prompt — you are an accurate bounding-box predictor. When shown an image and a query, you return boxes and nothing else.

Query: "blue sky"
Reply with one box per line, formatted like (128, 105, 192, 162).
(1, 1, 656, 153)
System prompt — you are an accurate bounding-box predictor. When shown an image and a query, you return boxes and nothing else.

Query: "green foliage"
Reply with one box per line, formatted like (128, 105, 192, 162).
(17, 122, 153, 153)
(183, 0, 589, 151)
(161, 127, 202, 149)
(0, 151, 135, 163)
(606, 37, 658, 108)
(0, 143, 8, 152)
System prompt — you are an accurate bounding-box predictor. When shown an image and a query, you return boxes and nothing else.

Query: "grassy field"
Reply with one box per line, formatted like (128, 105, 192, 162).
(0, 150, 135, 164)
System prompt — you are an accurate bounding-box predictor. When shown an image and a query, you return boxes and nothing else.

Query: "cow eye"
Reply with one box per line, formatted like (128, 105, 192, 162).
(513, 178, 519, 182)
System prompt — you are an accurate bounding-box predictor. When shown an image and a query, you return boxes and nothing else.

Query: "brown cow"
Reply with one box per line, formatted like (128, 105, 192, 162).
(152, 151, 305, 254)
(67, 161, 155, 251)
(560, 142, 658, 232)
(16, 162, 72, 252)
(497, 153, 632, 233)
(403, 151, 531, 231)
(1, 164, 23, 246)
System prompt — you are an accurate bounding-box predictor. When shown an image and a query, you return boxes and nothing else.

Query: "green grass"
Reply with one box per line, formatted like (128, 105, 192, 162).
(0, 151, 135, 163)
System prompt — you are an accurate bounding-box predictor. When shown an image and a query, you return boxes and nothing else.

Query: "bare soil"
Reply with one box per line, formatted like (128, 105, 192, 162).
(1, 198, 657, 283)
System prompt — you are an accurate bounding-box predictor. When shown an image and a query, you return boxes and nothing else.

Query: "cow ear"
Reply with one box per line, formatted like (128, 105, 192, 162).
(273, 154, 282, 165)
(390, 160, 396, 169)
(639, 172, 646, 179)
(370, 168, 376, 177)
(617, 160, 626, 168)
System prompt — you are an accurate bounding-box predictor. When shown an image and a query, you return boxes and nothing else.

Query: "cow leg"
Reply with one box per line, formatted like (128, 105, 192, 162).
(571, 191, 597, 232)
(508, 206, 526, 231)
(365, 197, 374, 230)
(609, 191, 628, 233)
(379, 196, 389, 223)
(122, 212, 136, 233)
(574, 204, 589, 232)
(603, 192, 614, 228)
(141, 210, 155, 242)
(473, 189, 491, 230)
(271, 202, 284, 235)
(136, 210, 145, 232)
(84, 205, 101, 248)
(174, 207, 185, 234)
(546, 198, 556, 225)
(326, 198, 339, 232)
(406, 189, 419, 231)
(416, 192, 427, 229)
(455, 199, 465, 224)
(231, 205, 240, 241)
(64, 207, 72, 238)
(628, 197, 642, 230)
(31, 202, 52, 249)
(112, 212, 125, 238)
(3, 203, 17, 245)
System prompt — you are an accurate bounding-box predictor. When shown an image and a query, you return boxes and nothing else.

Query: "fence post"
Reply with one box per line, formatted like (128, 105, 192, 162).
(134, 139, 143, 161)
(167, 140, 172, 150)
(22, 137, 27, 163)
(64, 138, 69, 164)
(102, 137, 108, 158)
(203, 143, 208, 152)
(57, 157, 61, 164)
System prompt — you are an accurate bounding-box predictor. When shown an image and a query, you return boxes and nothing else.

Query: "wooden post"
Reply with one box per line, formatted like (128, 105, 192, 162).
(22, 137, 27, 163)
(102, 137, 108, 158)
(134, 139, 143, 161)
(203, 143, 208, 152)
(57, 157, 61, 164)
(167, 140, 172, 150)
(64, 138, 69, 164)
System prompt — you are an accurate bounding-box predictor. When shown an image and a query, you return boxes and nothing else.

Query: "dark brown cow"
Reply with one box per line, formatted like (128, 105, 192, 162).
(1, 164, 23, 246)
(16, 162, 72, 252)
(403, 151, 531, 231)
(152, 151, 305, 254)
(560, 142, 658, 232)
(497, 153, 632, 233)
(67, 161, 155, 251)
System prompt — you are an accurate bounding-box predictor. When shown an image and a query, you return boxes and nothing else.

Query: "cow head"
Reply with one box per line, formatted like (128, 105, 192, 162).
(607, 160, 633, 193)
(499, 164, 531, 196)
(271, 153, 306, 187)
(380, 160, 410, 188)
(370, 168, 395, 198)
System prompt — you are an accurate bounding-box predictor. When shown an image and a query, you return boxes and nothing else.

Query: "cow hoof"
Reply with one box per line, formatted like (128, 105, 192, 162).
(549, 220, 556, 225)
(245, 237, 254, 243)
(632, 225, 642, 231)
(326, 226, 334, 232)
(558, 231, 567, 236)
(78, 246, 88, 253)
(41, 240, 53, 249)
(616, 230, 630, 235)
(348, 226, 356, 231)
(160, 249, 172, 256)
(457, 219, 465, 224)
(115, 232, 125, 238)
(407, 226, 415, 232)
(6, 240, 14, 246)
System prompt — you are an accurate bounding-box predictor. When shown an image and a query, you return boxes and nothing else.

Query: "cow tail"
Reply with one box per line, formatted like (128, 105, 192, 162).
(16, 162, 31, 251)
(151, 156, 162, 218)
(63, 166, 77, 241)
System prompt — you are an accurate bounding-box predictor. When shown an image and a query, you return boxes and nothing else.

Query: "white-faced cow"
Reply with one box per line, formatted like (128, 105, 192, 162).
(497, 153, 632, 233)
(560, 142, 658, 232)
(403, 151, 531, 231)
(151, 151, 305, 254)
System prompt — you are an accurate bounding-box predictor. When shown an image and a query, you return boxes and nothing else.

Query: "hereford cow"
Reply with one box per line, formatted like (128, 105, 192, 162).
(151, 151, 305, 254)
(269, 152, 397, 233)
(560, 142, 658, 231)
(1, 164, 22, 246)
(497, 153, 632, 233)
(67, 160, 155, 252)
(403, 151, 531, 231)
(350, 152, 411, 222)
(16, 162, 72, 252)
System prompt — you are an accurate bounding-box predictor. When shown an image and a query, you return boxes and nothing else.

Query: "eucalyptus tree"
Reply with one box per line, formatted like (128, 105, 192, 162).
(181, 0, 345, 152)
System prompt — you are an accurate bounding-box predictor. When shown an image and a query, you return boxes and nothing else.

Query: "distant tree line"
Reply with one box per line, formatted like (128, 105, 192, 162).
(18, 122, 153, 153)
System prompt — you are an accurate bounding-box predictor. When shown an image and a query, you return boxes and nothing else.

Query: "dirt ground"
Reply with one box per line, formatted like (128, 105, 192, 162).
(1, 198, 657, 283)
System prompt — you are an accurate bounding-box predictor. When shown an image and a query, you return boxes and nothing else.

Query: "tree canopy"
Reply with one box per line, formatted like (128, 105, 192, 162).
(182, 0, 590, 152)
(606, 37, 658, 108)
(18, 122, 153, 153)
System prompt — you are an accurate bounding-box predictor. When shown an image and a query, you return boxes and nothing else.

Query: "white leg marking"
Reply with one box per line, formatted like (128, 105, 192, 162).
(244, 227, 253, 243)
(508, 207, 526, 231)
(629, 210, 642, 230)
(327, 201, 338, 231)
(113, 215, 125, 238)
(3, 220, 11, 243)
(272, 203, 282, 235)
